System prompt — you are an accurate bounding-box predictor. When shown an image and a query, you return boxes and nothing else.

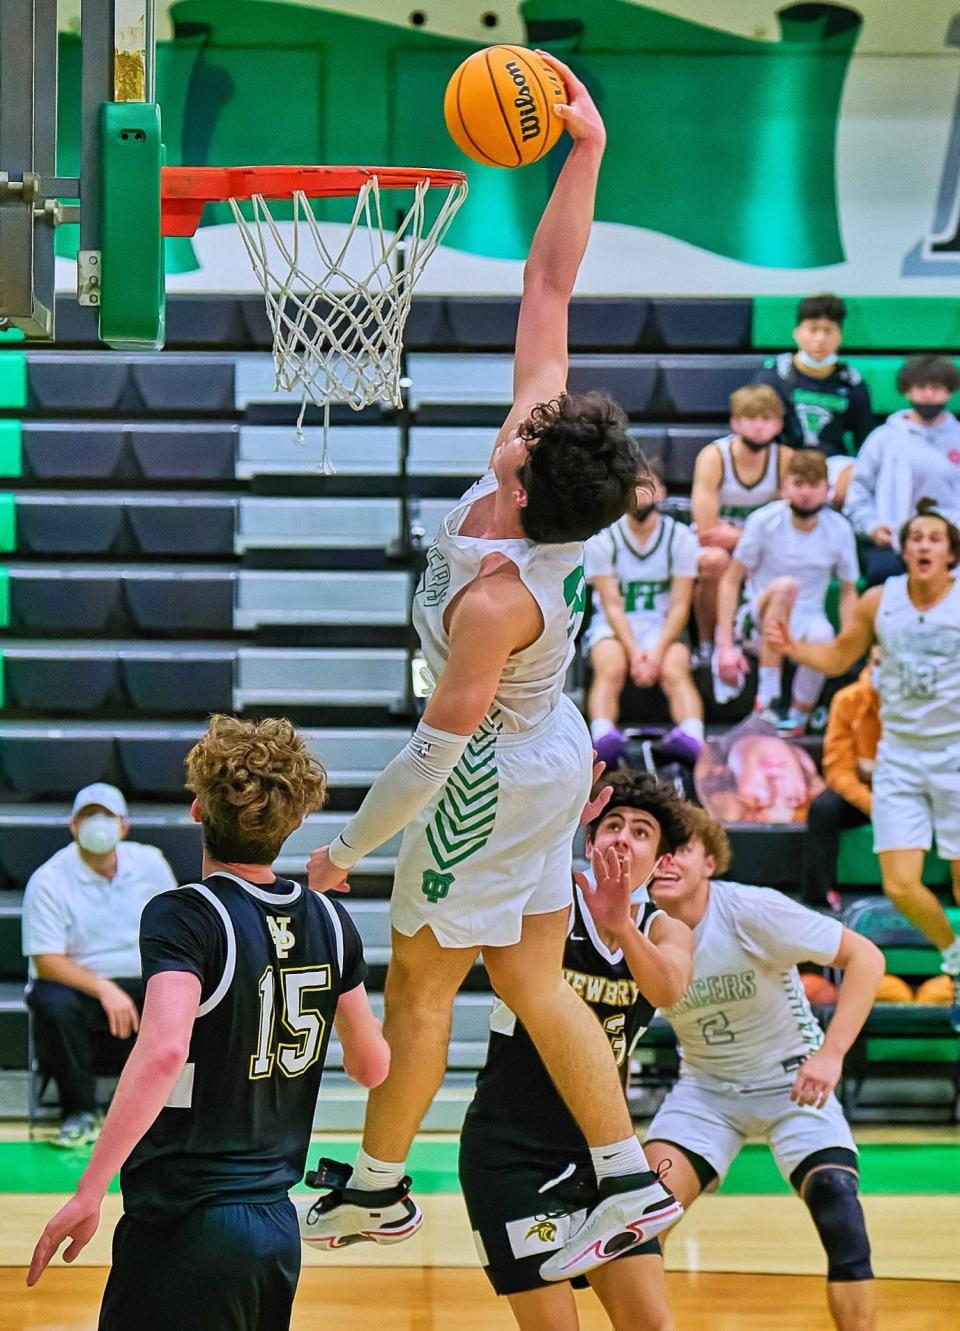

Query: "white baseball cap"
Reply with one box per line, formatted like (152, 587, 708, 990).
(71, 783, 129, 819)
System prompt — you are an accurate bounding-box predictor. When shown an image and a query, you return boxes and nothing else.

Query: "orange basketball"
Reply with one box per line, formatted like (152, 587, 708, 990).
(444, 45, 567, 168)
(802, 974, 838, 1005)
(915, 975, 953, 1005)
(875, 974, 915, 1003)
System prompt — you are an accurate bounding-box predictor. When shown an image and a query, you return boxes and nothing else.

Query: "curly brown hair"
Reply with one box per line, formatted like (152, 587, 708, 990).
(682, 805, 732, 875)
(586, 770, 693, 857)
(517, 392, 640, 542)
(185, 715, 327, 865)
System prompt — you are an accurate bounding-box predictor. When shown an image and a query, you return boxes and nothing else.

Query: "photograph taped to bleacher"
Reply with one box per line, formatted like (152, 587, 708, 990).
(694, 714, 824, 825)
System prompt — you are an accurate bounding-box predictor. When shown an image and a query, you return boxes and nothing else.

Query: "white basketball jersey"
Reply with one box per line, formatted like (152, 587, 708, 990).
(413, 470, 585, 733)
(713, 435, 781, 523)
(584, 513, 699, 631)
(875, 573, 960, 748)
(659, 880, 842, 1088)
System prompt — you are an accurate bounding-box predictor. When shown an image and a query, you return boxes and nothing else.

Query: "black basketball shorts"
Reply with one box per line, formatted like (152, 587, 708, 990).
(459, 1134, 659, 1296)
(98, 1198, 301, 1331)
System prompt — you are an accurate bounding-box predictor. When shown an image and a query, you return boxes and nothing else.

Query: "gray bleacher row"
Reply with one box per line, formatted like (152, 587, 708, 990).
(14, 350, 762, 420)
(12, 493, 454, 557)
(0, 721, 408, 798)
(13, 421, 719, 489)
(1, 643, 407, 715)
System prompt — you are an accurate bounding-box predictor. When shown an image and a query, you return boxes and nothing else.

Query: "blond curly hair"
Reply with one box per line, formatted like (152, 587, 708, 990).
(683, 805, 732, 876)
(185, 715, 327, 865)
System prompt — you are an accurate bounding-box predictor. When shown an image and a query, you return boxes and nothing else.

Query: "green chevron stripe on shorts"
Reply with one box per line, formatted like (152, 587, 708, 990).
(426, 707, 502, 870)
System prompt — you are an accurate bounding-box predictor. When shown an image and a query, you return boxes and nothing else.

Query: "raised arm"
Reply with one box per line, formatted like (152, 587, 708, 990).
(768, 586, 879, 677)
(491, 53, 606, 461)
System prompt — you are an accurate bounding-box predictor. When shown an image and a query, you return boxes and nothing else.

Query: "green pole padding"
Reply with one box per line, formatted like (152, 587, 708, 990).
(753, 296, 960, 351)
(0, 353, 27, 408)
(0, 328, 26, 343)
(0, 495, 15, 553)
(0, 568, 9, 629)
(0, 422, 22, 477)
(99, 101, 165, 349)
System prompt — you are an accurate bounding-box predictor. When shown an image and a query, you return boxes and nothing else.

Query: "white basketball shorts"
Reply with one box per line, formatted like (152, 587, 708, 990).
(872, 737, 960, 859)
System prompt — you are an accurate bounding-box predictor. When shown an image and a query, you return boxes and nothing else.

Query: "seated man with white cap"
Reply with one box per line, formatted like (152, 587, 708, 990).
(22, 783, 177, 1147)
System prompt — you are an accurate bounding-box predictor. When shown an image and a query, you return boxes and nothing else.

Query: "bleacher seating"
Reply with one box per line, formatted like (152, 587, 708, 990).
(2, 293, 956, 1127)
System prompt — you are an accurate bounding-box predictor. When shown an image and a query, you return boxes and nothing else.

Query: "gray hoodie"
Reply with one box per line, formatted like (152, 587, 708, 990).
(844, 409, 960, 544)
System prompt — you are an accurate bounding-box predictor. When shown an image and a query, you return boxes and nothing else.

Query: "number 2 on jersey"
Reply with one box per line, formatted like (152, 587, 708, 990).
(250, 964, 332, 1080)
(697, 1010, 736, 1045)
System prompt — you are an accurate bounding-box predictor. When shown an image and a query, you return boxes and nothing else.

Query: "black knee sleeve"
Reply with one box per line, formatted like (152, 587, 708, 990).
(803, 1167, 873, 1283)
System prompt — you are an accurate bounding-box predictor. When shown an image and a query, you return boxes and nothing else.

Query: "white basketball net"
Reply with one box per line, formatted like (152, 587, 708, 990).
(229, 175, 467, 463)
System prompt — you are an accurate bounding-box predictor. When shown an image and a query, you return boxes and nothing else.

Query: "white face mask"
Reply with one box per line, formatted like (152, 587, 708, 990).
(630, 856, 663, 904)
(78, 814, 121, 855)
(795, 350, 838, 371)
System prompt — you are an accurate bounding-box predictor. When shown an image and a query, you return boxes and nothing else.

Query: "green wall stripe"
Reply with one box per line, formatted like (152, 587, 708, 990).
(0, 650, 4, 709)
(753, 297, 960, 351)
(0, 421, 23, 477)
(0, 494, 15, 553)
(837, 824, 950, 888)
(0, 567, 9, 628)
(0, 353, 27, 408)
(0, 1139, 956, 1198)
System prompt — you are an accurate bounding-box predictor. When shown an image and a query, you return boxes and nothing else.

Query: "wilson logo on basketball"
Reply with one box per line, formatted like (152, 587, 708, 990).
(505, 60, 541, 142)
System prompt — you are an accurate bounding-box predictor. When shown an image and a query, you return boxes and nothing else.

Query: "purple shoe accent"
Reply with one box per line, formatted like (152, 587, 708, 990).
(658, 726, 703, 765)
(592, 728, 627, 768)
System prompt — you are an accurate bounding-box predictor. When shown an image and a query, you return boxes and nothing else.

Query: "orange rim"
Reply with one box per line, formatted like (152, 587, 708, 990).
(160, 164, 468, 237)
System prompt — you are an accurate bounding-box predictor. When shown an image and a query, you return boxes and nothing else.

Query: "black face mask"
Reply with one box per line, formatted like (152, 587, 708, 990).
(740, 437, 772, 453)
(632, 503, 657, 522)
(790, 502, 824, 520)
(913, 401, 946, 422)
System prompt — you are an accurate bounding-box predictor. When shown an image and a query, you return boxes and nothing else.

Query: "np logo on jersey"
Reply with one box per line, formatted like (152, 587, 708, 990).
(267, 915, 296, 959)
(417, 548, 451, 607)
(421, 869, 455, 903)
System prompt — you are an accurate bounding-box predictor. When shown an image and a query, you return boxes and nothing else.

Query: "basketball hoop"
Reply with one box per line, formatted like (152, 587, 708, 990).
(161, 165, 468, 464)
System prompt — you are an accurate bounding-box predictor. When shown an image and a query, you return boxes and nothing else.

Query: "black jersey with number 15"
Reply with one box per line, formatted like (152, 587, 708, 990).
(465, 886, 662, 1157)
(120, 871, 366, 1222)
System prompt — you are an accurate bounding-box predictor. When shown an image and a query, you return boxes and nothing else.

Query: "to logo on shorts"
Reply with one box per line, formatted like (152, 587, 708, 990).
(421, 869, 455, 903)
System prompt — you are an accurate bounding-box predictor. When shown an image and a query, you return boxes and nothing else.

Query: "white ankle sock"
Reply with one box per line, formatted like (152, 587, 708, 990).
(589, 1135, 650, 1182)
(349, 1147, 405, 1192)
(757, 666, 780, 708)
(940, 937, 960, 976)
(590, 717, 617, 742)
(678, 717, 705, 743)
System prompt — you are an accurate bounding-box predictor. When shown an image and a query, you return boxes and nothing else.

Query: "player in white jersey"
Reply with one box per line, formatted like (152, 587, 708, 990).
(584, 459, 705, 767)
(770, 500, 960, 1012)
(715, 449, 859, 734)
(691, 385, 791, 663)
(303, 56, 680, 1269)
(644, 807, 884, 1331)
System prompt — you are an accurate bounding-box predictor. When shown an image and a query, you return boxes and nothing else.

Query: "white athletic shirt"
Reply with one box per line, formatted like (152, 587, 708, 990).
(875, 573, 960, 749)
(584, 513, 699, 632)
(413, 469, 585, 733)
(712, 435, 782, 524)
(735, 501, 859, 621)
(659, 880, 842, 1088)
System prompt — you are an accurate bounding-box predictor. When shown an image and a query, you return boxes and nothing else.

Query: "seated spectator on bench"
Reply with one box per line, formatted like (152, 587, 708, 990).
(752, 292, 873, 507)
(691, 384, 791, 664)
(584, 459, 705, 766)
(22, 783, 177, 1148)
(715, 450, 860, 736)
(802, 651, 881, 911)
(844, 355, 960, 587)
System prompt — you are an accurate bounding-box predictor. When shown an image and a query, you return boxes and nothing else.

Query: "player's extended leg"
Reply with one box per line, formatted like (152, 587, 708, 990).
(588, 1251, 674, 1331)
(484, 911, 682, 1281)
(657, 642, 705, 763)
(756, 577, 798, 712)
(506, 1283, 581, 1331)
(878, 849, 956, 950)
(299, 927, 477, 1247)
(587, 637, 629, 766)
(795, 1154, 876, 1331)
(790, 613, 832, 728)
(692, 546, 729, 660)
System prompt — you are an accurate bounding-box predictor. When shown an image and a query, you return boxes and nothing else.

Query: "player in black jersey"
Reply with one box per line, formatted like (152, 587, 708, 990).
(456, 773, 693, 1329)
(752, 294, 873, 507)
(28, 715, 389, 1331)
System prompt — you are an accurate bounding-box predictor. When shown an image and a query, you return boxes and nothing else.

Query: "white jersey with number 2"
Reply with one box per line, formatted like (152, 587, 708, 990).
(659, 880, 842, 1089)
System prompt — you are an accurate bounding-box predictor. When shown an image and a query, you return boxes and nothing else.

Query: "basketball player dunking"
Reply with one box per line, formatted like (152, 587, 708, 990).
(769, 499, 960, 1019)
(304, 54, 682, 1271)
(27, 717, 388, 1331)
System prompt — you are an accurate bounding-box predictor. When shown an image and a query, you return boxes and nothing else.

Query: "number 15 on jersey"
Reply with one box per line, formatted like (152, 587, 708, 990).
(250, 965, 332, 1080)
